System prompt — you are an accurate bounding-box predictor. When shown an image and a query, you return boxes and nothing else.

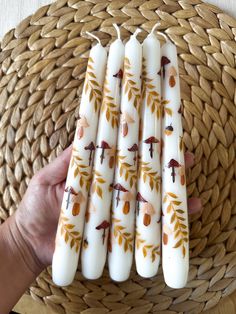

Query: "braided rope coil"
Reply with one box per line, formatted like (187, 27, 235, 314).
(0, 0, 236, 313)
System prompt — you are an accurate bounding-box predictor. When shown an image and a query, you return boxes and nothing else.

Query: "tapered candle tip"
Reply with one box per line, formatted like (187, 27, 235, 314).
(86, 31, 101, 45)
(156, 31, 170, 43)
(132, 28, 142, 39)
(113, 23, 121, 40)
(150, 22, 161, 35)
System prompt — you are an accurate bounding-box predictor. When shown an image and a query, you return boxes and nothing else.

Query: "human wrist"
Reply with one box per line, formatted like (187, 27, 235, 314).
(2, 214, 43, 276)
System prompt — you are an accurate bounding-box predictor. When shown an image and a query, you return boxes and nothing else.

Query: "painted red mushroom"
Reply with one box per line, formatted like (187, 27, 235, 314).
(96, 220, 110, 244)
(168, 159, 181, 183)
(113, 69, 123, 79)
(128, 143, 139, 165)
(144, 137, 159, 158)
(64, 186, 77, 210)
(97, 141, 111, 164)
(136, 192, 147, 216)
(113, 183, 128, 207)
(113, 69, 123, 88)
(85, 142, 95, 166)
(159, 56, 171, 78)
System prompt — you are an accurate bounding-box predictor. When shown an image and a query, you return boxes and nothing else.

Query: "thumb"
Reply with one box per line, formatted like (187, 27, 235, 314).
(34, 145, 73, 186)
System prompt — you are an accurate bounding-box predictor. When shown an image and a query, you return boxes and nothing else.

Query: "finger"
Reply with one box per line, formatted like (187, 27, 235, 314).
(188, 197, 202, 215)
(185, 151, 194, 169)
(34, 145, 73, 186)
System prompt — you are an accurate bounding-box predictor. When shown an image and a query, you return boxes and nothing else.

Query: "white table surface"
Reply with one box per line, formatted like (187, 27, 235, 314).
(0, 0, 235, 39)
(0, 0, 234, 313)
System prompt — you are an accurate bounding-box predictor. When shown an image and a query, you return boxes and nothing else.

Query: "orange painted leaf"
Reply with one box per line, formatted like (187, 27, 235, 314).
(118, 235, 122, 245)
(172, 201, 182, 205)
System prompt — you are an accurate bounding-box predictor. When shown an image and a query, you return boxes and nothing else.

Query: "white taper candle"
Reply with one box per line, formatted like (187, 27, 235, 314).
(135, 24, 162, 278)
(161, 35, 189, 289)
(81, 25, 125, 280)
(108, 29, 142, 282)
(52, 35, 107, 286)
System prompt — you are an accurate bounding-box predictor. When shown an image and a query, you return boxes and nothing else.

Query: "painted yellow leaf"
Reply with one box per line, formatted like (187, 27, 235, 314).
(142, 247, 147, 257)
(70, 239, 75, 249)
(182, 246, 186, 257)
(74, 167, 79, 178)
(96, 185, 102, 198)
(65, 232, 69, 243)
(165, 108, 172, 116)
(173, 239, 182, 248)
(167, 192, 177, 198)
(167, 204, 172, 213)
(173, 201, 182, 205)
(118, 235, 122, 245)
(124, 241, 128, 252)
(66, 224, 75, 229)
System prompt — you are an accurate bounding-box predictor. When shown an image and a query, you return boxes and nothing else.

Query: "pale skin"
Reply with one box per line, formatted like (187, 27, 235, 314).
(0, 146, 201, 314)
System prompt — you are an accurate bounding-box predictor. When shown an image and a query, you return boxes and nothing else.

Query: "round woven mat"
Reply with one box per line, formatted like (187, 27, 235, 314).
(0, 0, 236, 313)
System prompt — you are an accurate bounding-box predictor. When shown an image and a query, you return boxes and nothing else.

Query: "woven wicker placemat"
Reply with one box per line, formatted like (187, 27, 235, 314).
(0, 0, 236, 313)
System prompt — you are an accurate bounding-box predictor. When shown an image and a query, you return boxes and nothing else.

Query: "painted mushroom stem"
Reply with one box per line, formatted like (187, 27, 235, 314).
(144, 137, 159, 158)
(113, 183, 128, 207)
(72, 191, 86, 216)
(128, 143, 139, 165)
(96, 220, 110, 244)
(77, 115, 89, 140)
(168, 159, 181, 183)
(122, 191, 133, 215)
(136, 192, 147, 216)
(85, 142, 95, 166)
(64, 186, 77, 209)
(97, 141, 111, 164)
(121, 111, 134, 137)
(141, 202, 155, 226)
(168, 66, 177, 87)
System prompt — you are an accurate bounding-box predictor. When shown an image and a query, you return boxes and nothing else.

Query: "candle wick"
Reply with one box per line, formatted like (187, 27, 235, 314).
(132, 28, 142, 39)
(86, 31, 101, 45)
(113, 23, 121, 40)
(150, 21, 161, 35)
(156, 31, 171, 43)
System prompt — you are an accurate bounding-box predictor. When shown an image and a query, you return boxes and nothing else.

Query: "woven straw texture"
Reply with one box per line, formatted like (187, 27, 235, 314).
(0, 0, 236, 313)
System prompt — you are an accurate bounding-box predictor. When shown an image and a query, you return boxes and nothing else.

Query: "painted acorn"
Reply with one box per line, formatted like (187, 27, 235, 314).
(165, 124, 173, 136)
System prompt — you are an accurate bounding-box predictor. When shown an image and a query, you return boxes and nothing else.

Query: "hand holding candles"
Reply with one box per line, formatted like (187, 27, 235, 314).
(81, 25, 125, 280)
(161, 34, 189, 288)
(52, 34, 107, 286)
(108, 29, 142, 282)
(135, 24, 161, 278)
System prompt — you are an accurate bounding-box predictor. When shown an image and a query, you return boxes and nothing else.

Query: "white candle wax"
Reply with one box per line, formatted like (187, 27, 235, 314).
(108, 30, 142, 282)
(161, 39, 189, 289)
(135, 31, 161, 278)
(81, 27, 125, 279)
(52, 39, 107, 286)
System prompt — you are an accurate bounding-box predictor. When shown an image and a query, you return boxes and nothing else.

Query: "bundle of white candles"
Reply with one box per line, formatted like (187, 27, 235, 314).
(52, 23, 189, 289)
